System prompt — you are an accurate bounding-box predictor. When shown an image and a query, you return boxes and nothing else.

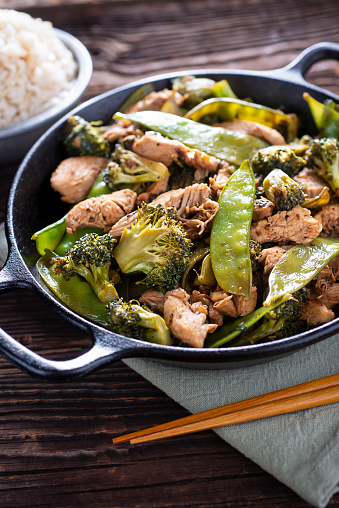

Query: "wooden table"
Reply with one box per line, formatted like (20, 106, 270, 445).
(1, 1, 339, 506)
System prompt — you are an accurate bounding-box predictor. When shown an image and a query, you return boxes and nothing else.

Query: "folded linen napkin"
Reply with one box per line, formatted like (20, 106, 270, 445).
(0, 223, 338, 507)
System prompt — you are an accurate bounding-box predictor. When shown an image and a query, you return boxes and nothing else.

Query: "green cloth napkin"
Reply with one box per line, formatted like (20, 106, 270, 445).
(0, 222, 338, 507)
(125, 337, 339, 508)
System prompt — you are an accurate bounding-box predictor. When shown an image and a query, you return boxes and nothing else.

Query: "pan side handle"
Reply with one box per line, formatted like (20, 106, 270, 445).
(0, 248, 145, 380)
(271, 42, 339, 83)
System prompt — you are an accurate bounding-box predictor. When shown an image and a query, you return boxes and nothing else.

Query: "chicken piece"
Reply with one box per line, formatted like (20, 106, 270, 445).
(191, 290, 224, 326)
(313, 279, 339, 309)
(209, 166, 231, 199)
(314, 204, 339, 237)
(139, 289, 166, 315)
(293, 167, 327, 198)
(136, 175, 169, 206)
(300, 299, 335, 326)
(164, 288, 218, 348)
(213, 120, 286, 145)
(50, 156, 108, 204)
(103, 121, 137, 143)
(65, 188, 137, 234)
(131, 131, 227, 178)
(252, 197, 275, 222)
(258, 246, 288, 275)
(233, 287, 258, 316)
(250, 206, 322, 244)
(109, 183, 214, 238)
(124, 89, 175, 113)
(179, 199, 219, 239)
(210, 291, 238, 318)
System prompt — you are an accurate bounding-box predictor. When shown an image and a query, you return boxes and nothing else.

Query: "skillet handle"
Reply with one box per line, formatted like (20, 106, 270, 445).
(272, 42, 339, 83)
(0, 246, 144, 380)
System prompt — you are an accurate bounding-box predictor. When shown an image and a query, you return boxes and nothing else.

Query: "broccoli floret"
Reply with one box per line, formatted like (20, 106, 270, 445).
(113, 203, 193, 293)
(249, 240, 263, 272)
(238, 289, 308, 344)
(106, 298, 172, 345)
(263, 169, 306, 211)
(64, 115, 111, 157)
(53, 233, 118, 302)
(251, 147, 306, 177)
(172, 75, 216, 108)
(102, 145, 169, 193)
(305, 137, 339, 195)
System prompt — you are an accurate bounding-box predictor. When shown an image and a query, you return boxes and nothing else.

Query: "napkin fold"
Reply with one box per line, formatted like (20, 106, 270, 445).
(0, 223, 338, 507)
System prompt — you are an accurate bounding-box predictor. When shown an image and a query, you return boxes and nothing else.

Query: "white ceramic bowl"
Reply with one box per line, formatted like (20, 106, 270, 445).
(0, 28, 93, 167)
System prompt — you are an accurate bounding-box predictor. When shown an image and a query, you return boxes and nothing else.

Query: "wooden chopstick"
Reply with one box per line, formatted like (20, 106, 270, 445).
(112, 373, 339, 445)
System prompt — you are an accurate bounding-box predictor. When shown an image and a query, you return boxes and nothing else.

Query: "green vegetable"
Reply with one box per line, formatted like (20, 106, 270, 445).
(172, 76, 238, 108)
(32, 215, 67, 256)
(64, 115, 111, 157)
(265, 237, 339, 306)
(206, 294, 290, 348)
(53, 233, 118, 303)
(119, 83, 156, 113)
(181, 246, 210, 292)
(305, 137, 339, 195)
(185, 98, 298, 142)
(113, 203, 193, 293)
(102, 144, 169, 193)
(37, 251, 110, 328)
(304, 92, 339, 140)
(251, 146, 306, 177)
(263, 169, 305, 211)
(54, 227, 104, 256)
(249, 240, 263, 272)
(210, 159, 255, 299)
(87, 169, 111, 198)
(197, 253, 217, 287)
(106, 298, 172, 345)
(114, 111, 269, 166)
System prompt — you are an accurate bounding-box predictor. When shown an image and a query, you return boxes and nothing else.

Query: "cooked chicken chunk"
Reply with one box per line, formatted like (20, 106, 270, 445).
(191, 290, 224, 326)
(293, 167, 327, 198)
(314, 204, 339, 237)
(139, 289, 166, 315)
(300, 299, 335, 326)
(131, 131, 227, 178)
(209, 166, 231, 199)
(250, 206, 322, 244)
(65, 188, 137, 234)
(164, 288, 218, 348)
(209, 286, 257, 317)
(213, 120, 286, 145)
(136, 175, 169, 206)
(124, 89, 176, 113)
(50, 156, 108, 203)
(252, 197, 275, 222)
(314, 279, 339, 309)
(103, 121, 137, 143)
(179, 199, 219, 239)
(258, 246, 288, 275)
(109, 183, 215, 238)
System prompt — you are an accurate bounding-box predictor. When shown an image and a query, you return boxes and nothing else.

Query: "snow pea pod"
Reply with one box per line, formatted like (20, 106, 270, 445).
(185, 98, 298, 142)
(265, 237, 339, 306)
(114, 111, 268, 166)
(304, 93, 339, 140)
(36, 251, 110, 328)
(210, 159, 255, 299)
(32, 215, 67, 256)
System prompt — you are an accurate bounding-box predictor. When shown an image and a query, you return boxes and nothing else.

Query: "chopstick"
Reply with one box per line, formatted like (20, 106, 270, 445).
(113, 373, 339, 445)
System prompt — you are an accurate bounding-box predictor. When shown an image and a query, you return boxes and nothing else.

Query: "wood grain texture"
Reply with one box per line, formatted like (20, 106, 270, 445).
(1, 1, 339, 506)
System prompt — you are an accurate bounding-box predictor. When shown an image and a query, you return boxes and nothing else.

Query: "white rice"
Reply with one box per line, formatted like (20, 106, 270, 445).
(0, 9, 77, 129)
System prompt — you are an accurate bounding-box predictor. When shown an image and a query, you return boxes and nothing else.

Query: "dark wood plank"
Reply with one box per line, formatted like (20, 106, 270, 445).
(1, 1, 339, 506)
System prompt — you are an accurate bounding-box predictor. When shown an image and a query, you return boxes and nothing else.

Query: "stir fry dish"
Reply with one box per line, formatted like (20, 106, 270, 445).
(32, 75, 339, 349)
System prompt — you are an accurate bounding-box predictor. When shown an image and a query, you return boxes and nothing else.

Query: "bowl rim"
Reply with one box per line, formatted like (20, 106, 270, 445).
(0, 28, 93, 139)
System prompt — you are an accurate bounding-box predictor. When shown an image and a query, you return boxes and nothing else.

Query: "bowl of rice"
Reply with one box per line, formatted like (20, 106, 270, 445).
(0, 9, 93, 166)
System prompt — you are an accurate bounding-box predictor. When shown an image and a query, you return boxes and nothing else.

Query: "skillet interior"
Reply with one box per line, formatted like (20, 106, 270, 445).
(6, 69, 339, 371)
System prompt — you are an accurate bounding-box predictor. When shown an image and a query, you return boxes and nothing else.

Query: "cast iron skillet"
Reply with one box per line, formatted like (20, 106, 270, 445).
(1, 42, 339, 380)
